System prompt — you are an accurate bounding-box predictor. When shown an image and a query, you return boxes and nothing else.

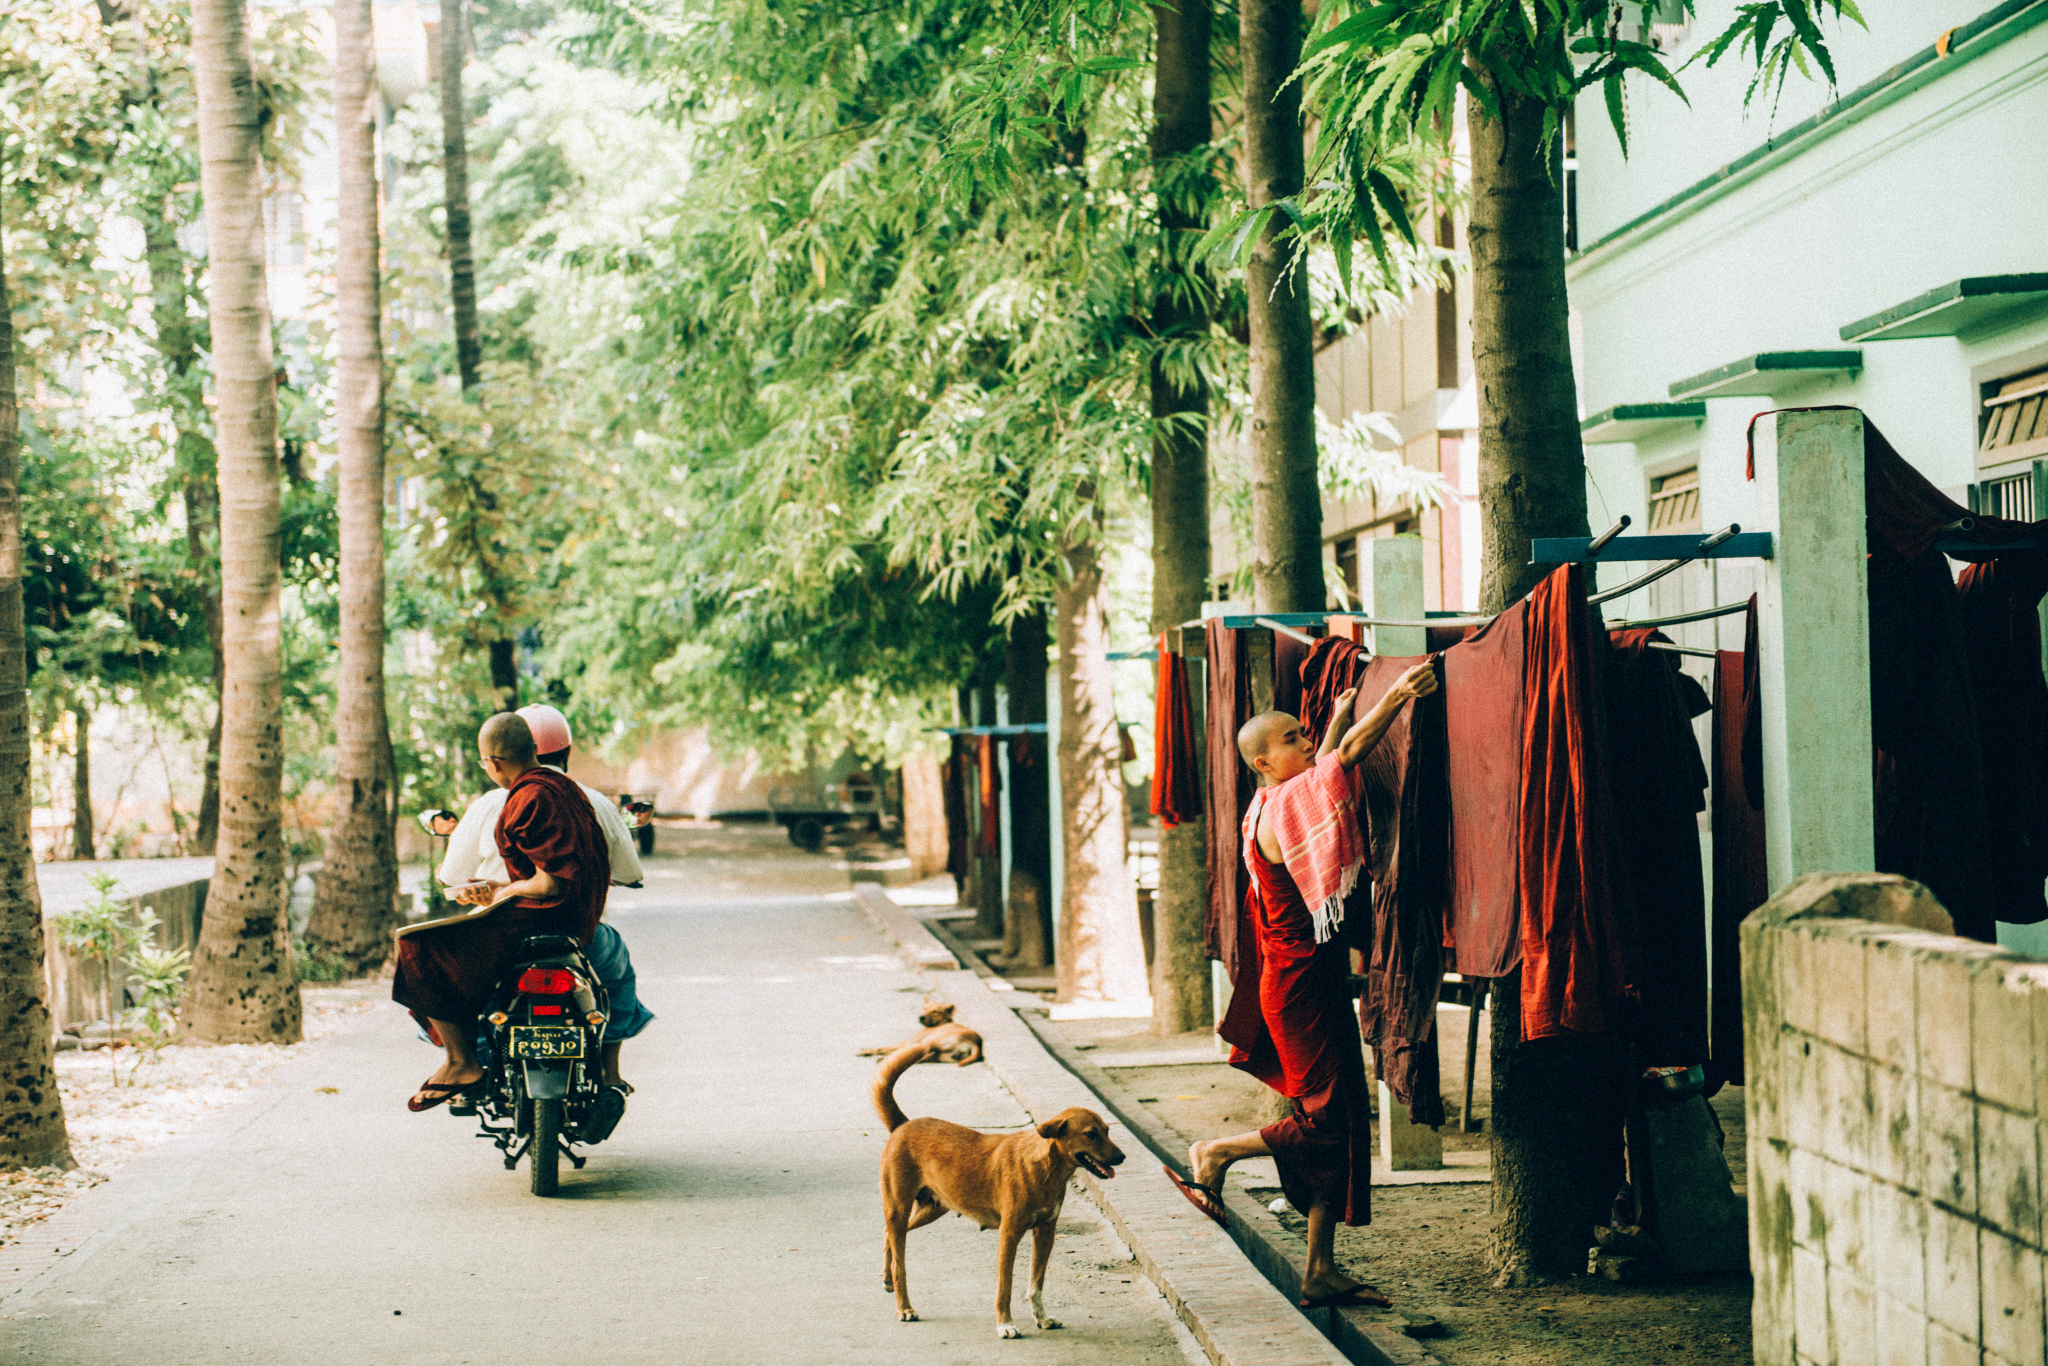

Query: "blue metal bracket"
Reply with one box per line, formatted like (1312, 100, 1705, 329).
(1531, 532, 1776, 563)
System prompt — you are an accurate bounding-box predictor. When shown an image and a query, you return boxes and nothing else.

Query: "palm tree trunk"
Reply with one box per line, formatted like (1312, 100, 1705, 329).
(440, 0, 481, 393)
(1054, 534, 1149, 1006)
(1240, 0, 1321, 613)
(306, 0, 400, 974)
(70, 706, 93, 860)
(1466, 68, 1603, 1288)
(139, 216, 226, 855)
(0, 229, 75, 1169)
(1148, 0, 1214, 1035)
(178, 0, 302, 1044)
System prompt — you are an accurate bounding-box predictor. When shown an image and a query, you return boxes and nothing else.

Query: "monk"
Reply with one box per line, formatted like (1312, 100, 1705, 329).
(394, 713, 611, 1112)
(1167, 661, 1437, 1309)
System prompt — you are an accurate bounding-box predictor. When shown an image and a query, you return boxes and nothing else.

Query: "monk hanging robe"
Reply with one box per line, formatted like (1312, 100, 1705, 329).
(1219, 797, 1373, 1227)
(393, 767, 612, 1025)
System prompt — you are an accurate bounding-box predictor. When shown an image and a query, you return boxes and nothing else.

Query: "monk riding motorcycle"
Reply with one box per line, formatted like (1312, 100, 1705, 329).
(413, 813, 628, 1197)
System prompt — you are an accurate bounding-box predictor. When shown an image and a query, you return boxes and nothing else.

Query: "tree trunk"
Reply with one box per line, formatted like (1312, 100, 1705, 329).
(1240, 0, 1321, 613)
(1148, 0, 1214, 1034)
(1001, 610, 1052, 969)
(306, 0, 400, 975)
(1466, 69, 1600, 1287)
(439, 0, 481, 393)
(487, 634, 517, 712)
(1468, 70, 1591, 612)
(179, 0, 302, 1045)
(139, 216, 225, 856)
(70, 706, 93, 860)
(1053, 536, 1149, 1006)
(0, 229, 75, 1170)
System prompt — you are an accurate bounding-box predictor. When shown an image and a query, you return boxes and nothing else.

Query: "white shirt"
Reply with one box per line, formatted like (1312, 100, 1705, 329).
(438, 767, 644, 889)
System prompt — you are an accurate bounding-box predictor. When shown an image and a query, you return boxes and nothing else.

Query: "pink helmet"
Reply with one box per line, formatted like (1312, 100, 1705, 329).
(517, 704, 573, 756)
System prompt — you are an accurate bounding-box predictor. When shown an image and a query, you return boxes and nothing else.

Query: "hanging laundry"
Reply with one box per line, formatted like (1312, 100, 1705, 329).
(1150, 640, 1201, 828)
(1204, 619, 1256, 971)
(1298, 635, 1368, 742)
(942, 737, 972, 895)
(1957, 553, 2048, 926)
(1863, 426, 2006, 941)
(1350, 653, 1451, 1125)
(1605, 629, 1712, 1069)
(1708, 598, 1767, 1091)
(975, 732, 1003, 858)
(1517, 564, 1633, 1040)
(1273, 628, 1314, 721)
(1444, 600, 1528, 979)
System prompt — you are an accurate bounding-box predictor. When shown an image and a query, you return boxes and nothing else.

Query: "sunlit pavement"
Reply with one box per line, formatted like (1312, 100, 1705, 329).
(0, 826, 1195, 1365)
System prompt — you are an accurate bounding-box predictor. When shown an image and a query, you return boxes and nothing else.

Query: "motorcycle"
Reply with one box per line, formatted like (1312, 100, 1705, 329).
(414, 812, 627, 1197)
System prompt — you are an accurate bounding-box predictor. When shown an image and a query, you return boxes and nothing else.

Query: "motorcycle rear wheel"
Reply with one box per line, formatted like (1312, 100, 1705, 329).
(530, 1099, 563, 1196)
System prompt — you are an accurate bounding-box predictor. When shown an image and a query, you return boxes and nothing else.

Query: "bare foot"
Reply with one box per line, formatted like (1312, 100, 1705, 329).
(1188, 1140, 1227, 1193)
(410, 1061, 484, 1107)
(1299, 1271, 1389, 1307)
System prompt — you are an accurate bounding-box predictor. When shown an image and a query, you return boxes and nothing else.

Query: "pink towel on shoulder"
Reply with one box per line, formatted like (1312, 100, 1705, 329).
(1242, 752, 1365, 943)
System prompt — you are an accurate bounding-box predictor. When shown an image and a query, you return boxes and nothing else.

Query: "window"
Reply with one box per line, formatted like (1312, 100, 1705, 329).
(1974, 469, 2036, 521)
(1980, 366, 2048, 468)
(1647, 467, 1700, 533)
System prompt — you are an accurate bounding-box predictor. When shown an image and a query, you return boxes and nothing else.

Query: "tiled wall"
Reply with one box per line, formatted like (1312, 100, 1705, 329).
(1744, 873, 2047, 1366)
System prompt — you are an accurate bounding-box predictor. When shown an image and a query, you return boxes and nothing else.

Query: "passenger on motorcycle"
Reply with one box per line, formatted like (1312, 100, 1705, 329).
(429, 703, 655, 1089)
(396, 713, 609, 1112)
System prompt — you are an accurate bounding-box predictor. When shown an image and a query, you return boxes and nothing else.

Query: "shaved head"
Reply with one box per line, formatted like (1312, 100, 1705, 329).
(479, 712, 537, 763)
(1237, 711, 1296, 766)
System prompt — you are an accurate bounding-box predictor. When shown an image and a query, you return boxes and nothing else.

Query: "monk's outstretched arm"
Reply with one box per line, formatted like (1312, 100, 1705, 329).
(1331, 662, 1439, 770)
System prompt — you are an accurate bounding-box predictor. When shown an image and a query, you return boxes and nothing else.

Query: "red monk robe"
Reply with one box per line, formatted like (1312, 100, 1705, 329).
(1219, 759, 1373, 1227)
(393, 766, 611, 1025)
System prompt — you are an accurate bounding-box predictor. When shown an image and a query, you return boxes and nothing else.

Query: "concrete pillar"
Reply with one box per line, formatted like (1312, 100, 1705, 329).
(1750, 408, 1875, 892)
(1379, 1080, 1442, 1170)
(1360, 536, 1425, 657)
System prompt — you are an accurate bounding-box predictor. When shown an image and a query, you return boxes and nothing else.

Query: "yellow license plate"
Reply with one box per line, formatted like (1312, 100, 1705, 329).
(508, 1025, 584, 1059)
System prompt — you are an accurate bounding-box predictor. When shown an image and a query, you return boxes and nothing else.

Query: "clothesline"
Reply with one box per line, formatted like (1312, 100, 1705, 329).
(928, 724, 1048, 736)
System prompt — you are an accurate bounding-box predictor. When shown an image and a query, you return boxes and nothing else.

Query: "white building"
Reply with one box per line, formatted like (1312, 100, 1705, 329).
(1569, 0, 2048, 949)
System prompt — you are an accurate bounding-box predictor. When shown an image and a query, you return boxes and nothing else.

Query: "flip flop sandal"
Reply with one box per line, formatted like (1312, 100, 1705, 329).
(1299, 1285, 1393, 1310)
(1163, 1166, 1230, 1228)
(407, 1079, 480, 1113)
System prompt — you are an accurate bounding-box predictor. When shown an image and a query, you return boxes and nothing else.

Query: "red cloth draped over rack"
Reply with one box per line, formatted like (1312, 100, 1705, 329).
(1605, 629, 1712, 1068)
(1709, 597, 1767, 1090)
(1150, 636, 1201, 827)
(1350, 653, 1450, 1124)
(1444, 601, 1528, 979)
(975, 733, 1002, 858)
(1298, 635, 1368, 742)
(1957, 553, 2048, 926)
(1204, 619, 1256, 970)
(1516, 564, 1632, 1040)
(942, 737, 971, 893)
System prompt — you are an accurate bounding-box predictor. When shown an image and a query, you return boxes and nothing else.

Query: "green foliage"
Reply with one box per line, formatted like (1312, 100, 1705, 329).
(52, 876, 148, 1084)
(290, 936, 352, 986)
(124, 931, 191, 1077)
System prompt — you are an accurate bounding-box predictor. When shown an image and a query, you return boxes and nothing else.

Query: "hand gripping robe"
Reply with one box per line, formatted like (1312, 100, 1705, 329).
(393, 767, 612, 1025)
(1218, 753, 1373, 1226)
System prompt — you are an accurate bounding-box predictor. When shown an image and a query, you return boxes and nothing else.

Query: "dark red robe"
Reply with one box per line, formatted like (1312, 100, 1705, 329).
(393, 766, 611, 1024)
(1221, 823, 1372, 1227)
(1204, 620, 1256, 969)
(1150, 643, 1201, 827)
(1708, 600, 1768, 1091)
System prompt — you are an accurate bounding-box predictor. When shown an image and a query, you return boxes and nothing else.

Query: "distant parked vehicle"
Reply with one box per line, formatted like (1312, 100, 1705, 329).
(768, 772, 882, 851)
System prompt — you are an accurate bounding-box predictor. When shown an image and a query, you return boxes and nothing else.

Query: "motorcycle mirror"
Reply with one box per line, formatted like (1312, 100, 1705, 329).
(417, 809, 459, 837)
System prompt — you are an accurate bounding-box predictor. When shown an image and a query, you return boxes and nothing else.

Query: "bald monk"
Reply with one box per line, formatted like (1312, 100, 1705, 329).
(1167, 661, 1437, 1309)
(394, 713, 611, 1112)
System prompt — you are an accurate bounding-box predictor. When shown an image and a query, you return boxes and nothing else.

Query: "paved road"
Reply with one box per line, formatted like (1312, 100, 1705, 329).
(1, 829, 1196, 1365)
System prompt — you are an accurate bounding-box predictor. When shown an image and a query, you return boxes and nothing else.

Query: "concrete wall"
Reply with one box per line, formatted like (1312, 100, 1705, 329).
(43, 872, 209, 1032)
(1744, 872, 2048, 1366)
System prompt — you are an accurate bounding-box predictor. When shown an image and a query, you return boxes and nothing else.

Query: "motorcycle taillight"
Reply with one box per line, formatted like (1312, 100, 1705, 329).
(517, 967, 576, 995)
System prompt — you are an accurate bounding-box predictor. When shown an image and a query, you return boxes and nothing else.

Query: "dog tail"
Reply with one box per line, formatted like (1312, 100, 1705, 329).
(871, 1041, 932, 1133)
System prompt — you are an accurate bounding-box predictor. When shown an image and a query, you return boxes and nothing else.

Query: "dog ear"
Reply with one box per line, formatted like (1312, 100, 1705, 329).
(1035, 1116, 1069, 1140)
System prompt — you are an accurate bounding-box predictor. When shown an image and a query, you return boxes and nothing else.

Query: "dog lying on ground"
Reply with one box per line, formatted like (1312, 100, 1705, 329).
(856, 1003, 984, 1066)
(872, 1040, 1125, 1337)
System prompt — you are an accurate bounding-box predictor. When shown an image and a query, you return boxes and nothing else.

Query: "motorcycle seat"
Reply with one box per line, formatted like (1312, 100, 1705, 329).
(519, 934, 582, 958)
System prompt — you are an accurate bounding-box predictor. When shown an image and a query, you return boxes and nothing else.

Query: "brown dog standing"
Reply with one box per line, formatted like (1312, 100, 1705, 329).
(872, 1041, 1125, 1337)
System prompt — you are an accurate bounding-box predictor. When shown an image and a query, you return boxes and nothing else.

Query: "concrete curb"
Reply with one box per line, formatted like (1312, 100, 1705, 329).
(854, 884, 1358, 1366)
